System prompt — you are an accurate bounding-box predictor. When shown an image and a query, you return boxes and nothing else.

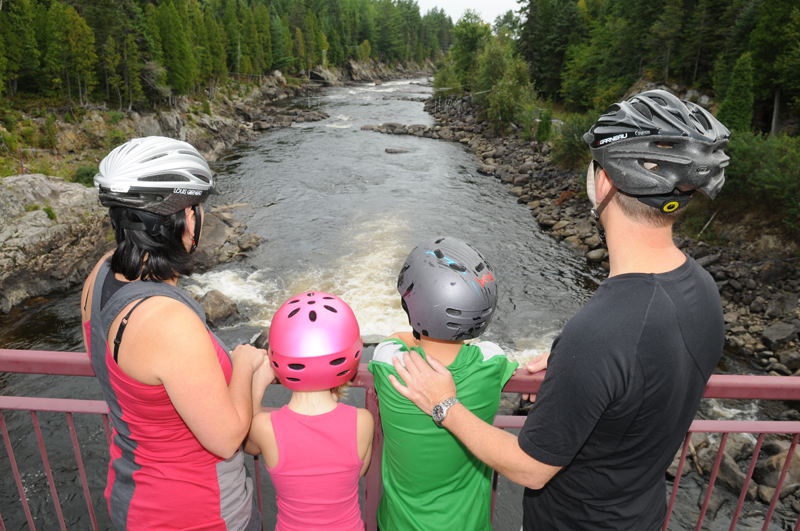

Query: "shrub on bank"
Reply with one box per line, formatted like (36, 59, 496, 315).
(73, 165, 98, 187)
(723, 132, 800, 231)
(551, 113, 595, 169)
(433, 59, 461, 98)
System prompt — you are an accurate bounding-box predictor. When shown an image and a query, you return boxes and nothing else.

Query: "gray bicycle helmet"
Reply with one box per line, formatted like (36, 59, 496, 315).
(398, 237, 497, 341)
(583, 90, 730, 201)
(95, 136, 217, 216)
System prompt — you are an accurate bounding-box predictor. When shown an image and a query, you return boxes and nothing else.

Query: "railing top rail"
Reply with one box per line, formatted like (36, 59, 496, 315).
(3, 349, 800, 400)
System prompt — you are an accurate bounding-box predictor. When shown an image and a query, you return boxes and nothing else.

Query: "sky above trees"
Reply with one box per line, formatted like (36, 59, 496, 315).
(415, 0, 518, 27)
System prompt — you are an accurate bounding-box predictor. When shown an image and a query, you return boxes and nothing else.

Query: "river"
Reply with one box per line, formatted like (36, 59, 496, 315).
(0, 78, 790, 530)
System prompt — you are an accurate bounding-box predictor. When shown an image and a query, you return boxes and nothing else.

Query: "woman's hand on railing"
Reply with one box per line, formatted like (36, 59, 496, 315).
(522, 352, 549, 402)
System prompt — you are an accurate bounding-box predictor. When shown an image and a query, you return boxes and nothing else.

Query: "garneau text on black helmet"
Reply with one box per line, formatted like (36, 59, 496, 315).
(95, 137, 217, 253)
(583, 89, 731, 206)
(398, 237, 497, 342)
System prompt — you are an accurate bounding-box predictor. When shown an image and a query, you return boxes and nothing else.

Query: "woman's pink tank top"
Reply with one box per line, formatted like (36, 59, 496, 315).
(267, 403, 363, 531)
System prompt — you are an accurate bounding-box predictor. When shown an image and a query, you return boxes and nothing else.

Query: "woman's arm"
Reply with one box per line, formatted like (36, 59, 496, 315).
(356, 408, 374, 478)
(113, 298, 266, 459)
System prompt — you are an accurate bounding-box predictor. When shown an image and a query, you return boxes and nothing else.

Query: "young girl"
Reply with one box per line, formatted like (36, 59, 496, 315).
(246, 291, 374, 531)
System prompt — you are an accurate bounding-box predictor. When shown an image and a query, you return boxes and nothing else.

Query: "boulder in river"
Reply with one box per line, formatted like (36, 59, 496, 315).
(385, 148, 410, 154)
(762, 322, 799, 350)
(200, 289, 240, 328)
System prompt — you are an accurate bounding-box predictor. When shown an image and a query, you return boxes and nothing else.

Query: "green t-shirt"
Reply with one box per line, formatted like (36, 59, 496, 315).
(368, 339, 518, 531)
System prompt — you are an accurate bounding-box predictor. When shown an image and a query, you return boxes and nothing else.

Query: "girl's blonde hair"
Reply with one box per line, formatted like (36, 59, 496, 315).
(332, 381, 352, 400)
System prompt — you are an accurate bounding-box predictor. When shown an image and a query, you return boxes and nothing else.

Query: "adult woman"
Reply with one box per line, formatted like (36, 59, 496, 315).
(80, 136, 265, 530)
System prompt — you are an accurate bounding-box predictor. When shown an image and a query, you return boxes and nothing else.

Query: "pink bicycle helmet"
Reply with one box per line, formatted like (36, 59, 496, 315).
(268, 292, 363, 392)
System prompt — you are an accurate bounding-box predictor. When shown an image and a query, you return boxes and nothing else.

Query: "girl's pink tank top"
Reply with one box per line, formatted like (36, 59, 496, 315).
(267, 403, 364, 531)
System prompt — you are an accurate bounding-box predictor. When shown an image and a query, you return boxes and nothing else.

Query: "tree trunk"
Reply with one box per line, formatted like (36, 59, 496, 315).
(105, 66, 110, 99)
(117, 85, 123, 112)
(771, 88, 781, 136)
(77, 73, 83, 106)
(64, 53, 72, 101)
(692, 46, 701, 85)
(664, 45, 670, 84)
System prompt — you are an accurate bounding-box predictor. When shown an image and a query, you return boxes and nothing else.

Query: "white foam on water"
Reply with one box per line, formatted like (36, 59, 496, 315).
(325, 124, 351, 129)
(503, 330, 560, 366)
(335, 114, 354, 121)
(185, 269, 282, 328)
(705, 398, 760, 420)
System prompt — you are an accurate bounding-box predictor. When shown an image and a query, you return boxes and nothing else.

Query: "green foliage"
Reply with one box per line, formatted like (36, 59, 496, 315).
(107, 129, 126, 149)
(723, 132, 800, 230)
(551, 113, 595, 169)
(2, 109, 20, 131)
(716, 53, 754, 133)
(20, 126, 36, 144)
(72, 165, 98, 187)
(451, 10, 491, 89)
(40, 113, 57, 149)
(485, 57, 536, 132)
(25, 204, 41, 212)
(65, 113, 75, 124)
(108, 111, 124, 125)
(1, 132, 19, 152)
(520, 104, 554, 142)
(433, 59, 461, 98)
(358, 40, 372, 62)
(43, 205, 56, 220)
(202, 99, 211, 115)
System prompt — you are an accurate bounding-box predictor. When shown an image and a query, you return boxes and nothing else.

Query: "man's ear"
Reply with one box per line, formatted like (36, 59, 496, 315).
(595, 168, 614, 204)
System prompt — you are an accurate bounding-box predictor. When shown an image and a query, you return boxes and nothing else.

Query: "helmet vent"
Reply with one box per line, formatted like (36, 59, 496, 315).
(324, 305, 337, 313)
(481, 308, 493, 316)
(446, 322, 460, 329)
(308, 300, 316, 305)
(632, 102, 652, 120)
(288, 308, 300, 318)
(337, 370, 350, 377)
(694, 112, 711, 131)
(404, 283, 414, 296)
(433, 249, 444, 259)
(289, 363, 305, 370)
(696, 166, 710, 174)
(141, 153, 168, 163)
(434, 238, 445, 244)
(323, 296, 334, 300)
(330, 357, 346, 366)
(309, 311, 317, 322)
(656, 142, 675, 149)
(446, 308, 462, 316)
(449, 263, 467, 272)
(475, 262, 485, 272)
(651, 96, 668, 107)
(140, 173, 190, 182)
(288, 299, 300, 304)
(643, 162, 660, 171)
(272, 361, 279, 368)
(286, 377, 300, 382)
(355, 350, 361, 359)
(307, 292, 314, 297)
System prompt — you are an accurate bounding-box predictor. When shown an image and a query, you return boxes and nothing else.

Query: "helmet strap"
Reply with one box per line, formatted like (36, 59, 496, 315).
(189, 204, 202, 254)
(590, 183, 617, 246)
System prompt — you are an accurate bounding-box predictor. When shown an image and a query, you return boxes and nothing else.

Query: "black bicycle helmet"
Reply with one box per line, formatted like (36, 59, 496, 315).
(398, 237, 497, 341)
(583, 90, 730, 201)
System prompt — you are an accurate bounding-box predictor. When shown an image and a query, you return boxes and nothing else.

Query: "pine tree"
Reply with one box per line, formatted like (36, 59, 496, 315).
(295, 27, 306, 73)
(270, 15, 293, 71)
(123, 34, 144, 110)
(205, 14, 227, 97)
(104, 36, 123, 109)
(717, 52, 754, 132)
(648, 0, 684, 83)
(1, 0, 41, 94)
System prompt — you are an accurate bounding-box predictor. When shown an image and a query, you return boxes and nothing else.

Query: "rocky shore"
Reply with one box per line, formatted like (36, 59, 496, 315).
(0, 61, 432, 315)
(363, 89, 800, 521)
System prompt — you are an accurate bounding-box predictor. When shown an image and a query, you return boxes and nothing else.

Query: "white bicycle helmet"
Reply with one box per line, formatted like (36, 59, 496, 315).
(95, 136, 217, 216)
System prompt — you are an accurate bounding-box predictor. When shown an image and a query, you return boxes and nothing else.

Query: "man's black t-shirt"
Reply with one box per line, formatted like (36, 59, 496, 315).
(519, 256, 724, 530)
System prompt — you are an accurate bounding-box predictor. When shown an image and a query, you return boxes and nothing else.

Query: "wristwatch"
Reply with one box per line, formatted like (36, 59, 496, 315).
(432, 397, 461, 427)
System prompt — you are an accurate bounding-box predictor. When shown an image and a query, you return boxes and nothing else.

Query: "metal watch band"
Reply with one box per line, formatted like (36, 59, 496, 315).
(433, 396, 461, 426)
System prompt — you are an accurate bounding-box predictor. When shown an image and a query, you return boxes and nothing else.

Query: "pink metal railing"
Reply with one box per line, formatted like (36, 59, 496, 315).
(2, 348, 800, 530)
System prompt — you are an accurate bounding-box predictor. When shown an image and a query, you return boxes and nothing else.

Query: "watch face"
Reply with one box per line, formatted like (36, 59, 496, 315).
(432, 404, 444, 423)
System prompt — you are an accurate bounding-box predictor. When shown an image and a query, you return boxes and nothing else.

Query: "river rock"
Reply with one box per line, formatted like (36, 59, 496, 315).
(754, 448, 800, 488)
(586, 249, 607, 263)
(726, 433, 755, 462)
(361, 124, 378, 130)
(200, 289, 240, 327)
(253, 121, 271, 131)
(698, 486, 727, 519)
(193, 212, 263, 272)
(519, 161, 535, 174)
(697, 446, 758, 500)
(0, 174, 112, 314)
(762, 322, 799, 350)
(765, 293, 799, 319)
(696, 253, 721, 268)
(385, 148, 410, 154)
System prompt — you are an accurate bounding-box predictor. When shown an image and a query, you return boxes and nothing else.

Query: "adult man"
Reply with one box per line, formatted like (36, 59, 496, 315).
(388, 90, 730, 530)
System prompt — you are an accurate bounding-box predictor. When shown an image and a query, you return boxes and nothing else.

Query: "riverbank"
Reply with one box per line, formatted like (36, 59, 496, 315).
(0, 61, 433, 314)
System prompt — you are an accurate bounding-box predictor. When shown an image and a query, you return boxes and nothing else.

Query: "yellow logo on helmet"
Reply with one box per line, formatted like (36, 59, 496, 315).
(663, 201, 680, 212)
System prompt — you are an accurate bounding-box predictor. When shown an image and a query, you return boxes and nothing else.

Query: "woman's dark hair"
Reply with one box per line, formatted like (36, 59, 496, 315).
(109, 207, 195, 281)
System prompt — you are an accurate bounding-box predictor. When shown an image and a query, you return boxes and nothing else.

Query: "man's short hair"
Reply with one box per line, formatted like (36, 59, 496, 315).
(613, 191, 683, 228)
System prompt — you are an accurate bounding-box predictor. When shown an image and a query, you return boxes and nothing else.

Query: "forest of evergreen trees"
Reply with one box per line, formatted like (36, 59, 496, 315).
(512, 0, 799, 133)
(0, 0, 454, 108)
